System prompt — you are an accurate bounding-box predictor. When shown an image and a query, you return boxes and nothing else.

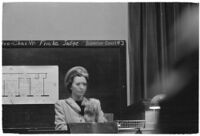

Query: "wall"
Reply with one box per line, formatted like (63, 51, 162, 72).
(3, 3, 128, 40)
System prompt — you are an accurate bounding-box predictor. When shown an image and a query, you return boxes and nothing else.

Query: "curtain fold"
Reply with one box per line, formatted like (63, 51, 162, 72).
(128, 3, 196, 104)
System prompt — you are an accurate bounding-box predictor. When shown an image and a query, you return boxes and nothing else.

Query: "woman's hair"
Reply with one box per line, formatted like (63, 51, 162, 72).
(64, 66, 89, 94)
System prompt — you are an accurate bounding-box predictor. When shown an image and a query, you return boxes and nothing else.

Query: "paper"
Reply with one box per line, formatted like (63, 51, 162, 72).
(2, 66, 59, 104)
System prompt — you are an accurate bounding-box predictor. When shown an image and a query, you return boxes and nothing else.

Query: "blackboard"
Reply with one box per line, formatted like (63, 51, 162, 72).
(2, 40, 127, 129)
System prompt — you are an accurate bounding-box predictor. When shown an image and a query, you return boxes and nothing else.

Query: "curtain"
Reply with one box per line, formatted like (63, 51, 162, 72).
(128, 3, 196, 104)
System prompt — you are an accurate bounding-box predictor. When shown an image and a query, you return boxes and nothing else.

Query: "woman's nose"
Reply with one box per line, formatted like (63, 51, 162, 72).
(80, 84, 85, 89)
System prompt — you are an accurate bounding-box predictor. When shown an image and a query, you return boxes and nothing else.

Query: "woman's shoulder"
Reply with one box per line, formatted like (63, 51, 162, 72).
(55, 98, 69, 105)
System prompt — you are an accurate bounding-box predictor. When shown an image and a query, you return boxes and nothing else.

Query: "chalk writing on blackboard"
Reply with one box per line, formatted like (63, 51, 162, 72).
(3, 40, 126, 47)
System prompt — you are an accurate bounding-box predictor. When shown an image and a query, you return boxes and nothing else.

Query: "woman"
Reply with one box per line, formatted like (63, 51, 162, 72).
(55, 66, 107, 130)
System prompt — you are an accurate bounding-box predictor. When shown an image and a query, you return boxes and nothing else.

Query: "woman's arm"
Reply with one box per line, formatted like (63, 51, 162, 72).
(96, 99, 107, 122)
(89, 98, 107, 122)
(54, 101, 68, 130)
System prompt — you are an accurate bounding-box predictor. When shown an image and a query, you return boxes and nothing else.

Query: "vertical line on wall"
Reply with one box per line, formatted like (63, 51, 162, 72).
(127, 3, 131, 106)
(143, 4, 148, 99)
(160, 3, 167, 91)
(173, 3, 177, 60)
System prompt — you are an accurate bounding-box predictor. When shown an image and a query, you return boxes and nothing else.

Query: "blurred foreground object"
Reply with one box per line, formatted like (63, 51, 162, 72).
(157, 4, 199, 133)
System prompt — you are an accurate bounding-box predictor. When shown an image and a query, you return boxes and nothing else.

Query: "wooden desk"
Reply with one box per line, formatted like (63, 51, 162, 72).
(3, 128, 69, 134)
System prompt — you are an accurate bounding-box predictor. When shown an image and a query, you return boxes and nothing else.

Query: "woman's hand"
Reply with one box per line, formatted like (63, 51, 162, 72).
(84, 100, 98, 122)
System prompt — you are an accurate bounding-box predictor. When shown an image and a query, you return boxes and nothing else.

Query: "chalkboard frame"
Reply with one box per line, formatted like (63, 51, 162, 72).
(2, 40, 127, 129)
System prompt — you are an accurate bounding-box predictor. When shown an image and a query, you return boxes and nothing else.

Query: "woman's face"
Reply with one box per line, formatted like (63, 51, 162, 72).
(71, 76, 87, 98)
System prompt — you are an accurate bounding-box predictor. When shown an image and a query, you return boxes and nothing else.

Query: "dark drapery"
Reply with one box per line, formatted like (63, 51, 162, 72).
(128, 3, 198, 104)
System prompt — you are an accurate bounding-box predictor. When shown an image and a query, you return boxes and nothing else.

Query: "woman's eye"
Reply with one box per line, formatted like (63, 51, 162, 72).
(76, 82, 87, 86)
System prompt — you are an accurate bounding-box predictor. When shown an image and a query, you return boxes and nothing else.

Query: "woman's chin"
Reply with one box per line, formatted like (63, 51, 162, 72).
(77, 92, 86, 97)
(76, 94, 85, 98)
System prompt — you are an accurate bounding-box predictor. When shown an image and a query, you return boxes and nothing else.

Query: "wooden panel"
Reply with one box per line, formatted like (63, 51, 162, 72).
(3, 104, 55, 129)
